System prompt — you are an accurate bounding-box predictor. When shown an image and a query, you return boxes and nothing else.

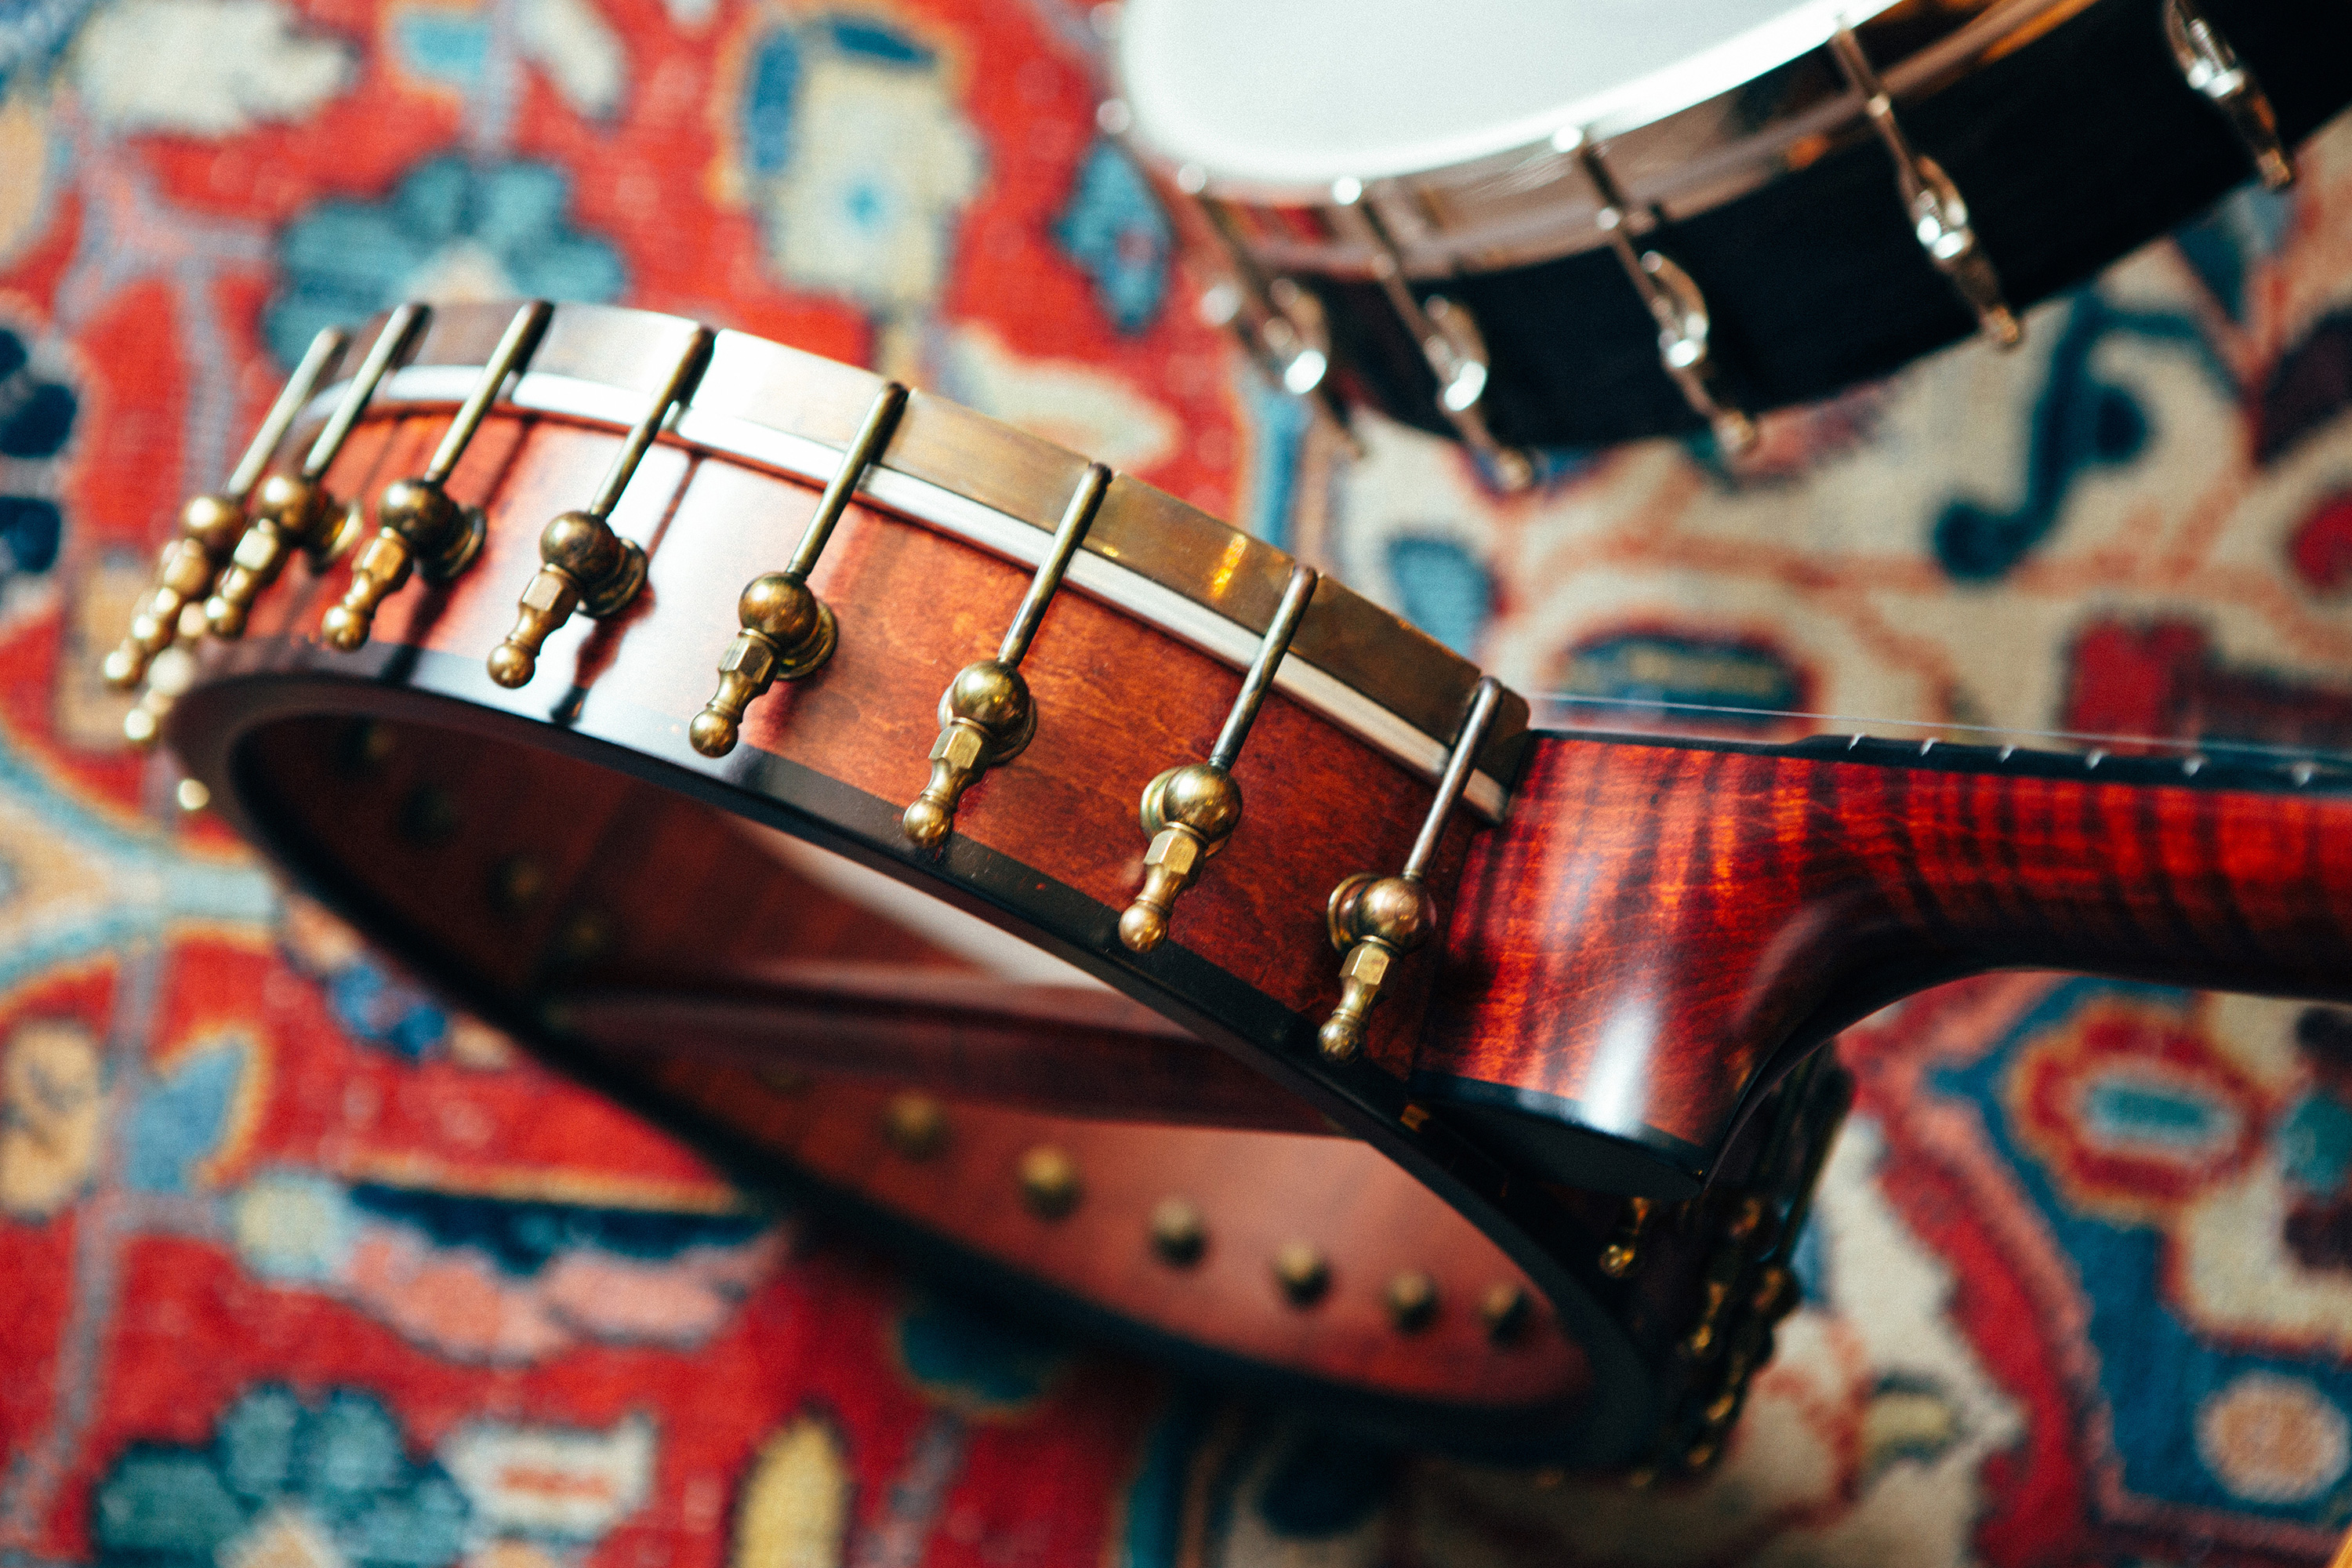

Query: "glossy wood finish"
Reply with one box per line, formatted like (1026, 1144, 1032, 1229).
(1425, 733, 2352, 1196)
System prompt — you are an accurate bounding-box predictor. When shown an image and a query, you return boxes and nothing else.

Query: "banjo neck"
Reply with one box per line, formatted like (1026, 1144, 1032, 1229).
(1426, 727, 2352, 1195)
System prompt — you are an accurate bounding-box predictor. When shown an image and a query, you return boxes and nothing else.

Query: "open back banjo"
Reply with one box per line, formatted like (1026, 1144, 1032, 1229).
(1110, 0, 2352, 476)
(107, 301, 2352, 1468)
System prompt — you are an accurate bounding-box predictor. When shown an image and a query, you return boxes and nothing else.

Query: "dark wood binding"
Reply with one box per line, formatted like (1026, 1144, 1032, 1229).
(1425, 731, 2352, 1196)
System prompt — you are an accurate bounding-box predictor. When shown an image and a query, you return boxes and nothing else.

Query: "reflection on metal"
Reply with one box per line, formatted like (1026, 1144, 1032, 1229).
(1120, 564, 1317, 953)
(2162, 0, 2293, 190)
(1318, 676, 1504, 1062)
(903, 463, 1111, 847)
(488, 322, 714, 689)
(1567, 134, 1759, 454)
(1330, 177, 1534, 489)
(324, 300, 551, 652)
(1828, 25, 2023, 350)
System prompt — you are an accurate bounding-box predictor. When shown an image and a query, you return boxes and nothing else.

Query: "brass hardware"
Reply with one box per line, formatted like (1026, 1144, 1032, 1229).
(104, 326, 350, 688)
(1149, 1196, 1206, 1265)
(1119, 563, 1316, 953)
(1480, 1281, 1529, 1343)
(902, 463, 1109, 846)
(884, 1094, 946, 1160)
(688, 381, 909, 754)
(1385, 1270, 1438, 1333)
(1317, 676, 1504, 1061)
(208, 306, 430, 639)
(1828, 27, 2022, 350)
(1598, 1195, 1656, 1279)
(1272, 1240, 1328, 1305)
(552, 906, 615, 967)
(120, 609, 203, 750)
(1568, 136, 1759, 455)
(324, 301, 551, 652)
(488, 855, 547, 913)
(2162, 0, 2292, 190)
(1330, 178, 1532, 490)
(1017, 1144, 1080, 1218)
(488, 324, 715, 688)
(175, 778, 210, 815)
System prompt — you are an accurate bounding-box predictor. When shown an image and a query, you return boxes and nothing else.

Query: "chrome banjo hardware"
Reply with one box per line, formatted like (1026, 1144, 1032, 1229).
(1120, 562, 1318, 953)
(488, 323, 716, 690)
(1566, 134, 1759, 457)
(1330, 179, 1534, 492)
(325, 301, 553, 653)
(1316, 675, 1503, 1062)
(1096, 100, 1354, 442)
(902, 462, 1111, 848)
(687, 379, 910, 756)
(2162, 0, 2294, 191)
(104, 326, 351, 693)
(1828, 24, 2023, 351)
(207, 307, 430, 640)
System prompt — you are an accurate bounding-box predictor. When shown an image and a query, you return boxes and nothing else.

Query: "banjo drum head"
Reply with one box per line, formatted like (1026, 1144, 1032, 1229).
(1116, 0, 1906, 191)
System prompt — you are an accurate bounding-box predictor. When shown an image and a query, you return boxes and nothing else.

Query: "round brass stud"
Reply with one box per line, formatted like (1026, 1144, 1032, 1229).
(551, 906, 615, 967)
(1385, 1270, 1438, 1333)
(1597, 1242, 1639, 1279)
(488, 855, 549, 914)
(1272, 1240, 1327, 1305)
(1018, 1145, 1080, 1219)
(1149, 1197, 1205, 1266)
(883, 1094, 946, 1160)
(1479, 1281, 1530, 1344)
(174, 778, 210, 815)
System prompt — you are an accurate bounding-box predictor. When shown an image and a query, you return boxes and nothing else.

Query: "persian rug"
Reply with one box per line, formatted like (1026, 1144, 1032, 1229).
(1, 0, 2350, 1562)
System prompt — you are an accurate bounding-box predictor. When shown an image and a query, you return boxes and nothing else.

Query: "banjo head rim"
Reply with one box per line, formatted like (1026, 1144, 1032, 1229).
(1113, 0, 2091, 276)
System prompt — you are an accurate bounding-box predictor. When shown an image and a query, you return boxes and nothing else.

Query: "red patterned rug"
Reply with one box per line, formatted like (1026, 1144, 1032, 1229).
(3, 0, 2352, 1561)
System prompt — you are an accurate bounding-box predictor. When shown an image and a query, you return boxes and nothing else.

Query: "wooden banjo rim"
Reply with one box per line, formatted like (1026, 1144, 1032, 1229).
(294, 301, 1528, 816)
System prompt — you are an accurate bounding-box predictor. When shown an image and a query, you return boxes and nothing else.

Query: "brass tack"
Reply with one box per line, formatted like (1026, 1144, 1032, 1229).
(1272, 1240, 1327, 1305)
(1684, 1439, 1719, 1472)
(1018, 1145, 1080, 1219)
(883, 1094, 946, 1160)
(1598, 1243, 1639, 1278)
(551, 906, 615, 966)
(396, 784, 459, 847)
(1479, 1281, 1529, 1343)
(1386, 1270, 1438, 1333)
(1149, 1196, 1205, 1266)
(488, 855, 548, 913)
(174, 778, 210, 815)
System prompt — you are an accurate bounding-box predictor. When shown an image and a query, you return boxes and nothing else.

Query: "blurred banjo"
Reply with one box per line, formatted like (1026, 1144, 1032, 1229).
(1111, 0, 2352, 477)
(107, 302, 2352, 1468)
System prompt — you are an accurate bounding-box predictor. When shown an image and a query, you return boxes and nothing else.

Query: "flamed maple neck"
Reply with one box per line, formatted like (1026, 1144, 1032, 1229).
(1422, 724, 2352, 1200)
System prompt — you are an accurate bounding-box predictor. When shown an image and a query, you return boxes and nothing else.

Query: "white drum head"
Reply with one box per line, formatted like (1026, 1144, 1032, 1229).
(1116, 0, 1904, 189)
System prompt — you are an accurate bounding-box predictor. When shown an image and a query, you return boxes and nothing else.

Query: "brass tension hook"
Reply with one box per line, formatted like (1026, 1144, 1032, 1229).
(1119, 563, 1318, 953)
(324, 299, 551, 651)
(902, 463, 1111, 846)
(1317, 675, 1503, 1062)
(207, 305, 430, 638)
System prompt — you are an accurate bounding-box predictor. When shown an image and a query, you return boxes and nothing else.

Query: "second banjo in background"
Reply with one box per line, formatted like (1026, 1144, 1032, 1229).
(1111, 0, 2352, 477)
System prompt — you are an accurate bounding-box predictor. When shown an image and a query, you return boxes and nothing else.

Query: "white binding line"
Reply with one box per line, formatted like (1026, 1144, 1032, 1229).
(317, 365, 1508, 818)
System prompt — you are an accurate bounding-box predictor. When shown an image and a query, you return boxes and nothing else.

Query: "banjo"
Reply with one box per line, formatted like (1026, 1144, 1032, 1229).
(1109, 0, 2352, 477)
(105, 302, 2352, 1468)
